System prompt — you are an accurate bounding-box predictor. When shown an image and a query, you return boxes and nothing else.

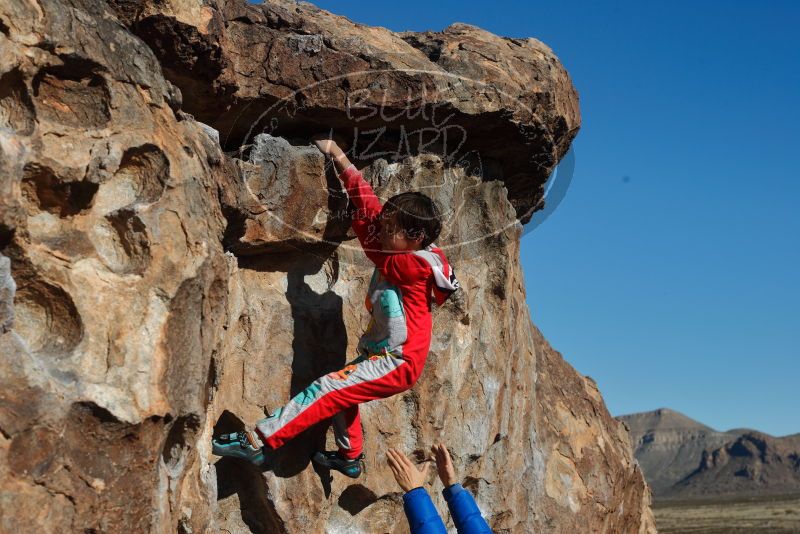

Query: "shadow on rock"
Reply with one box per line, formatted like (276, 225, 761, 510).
(213, 411, 287, 533)
(228, 246, 352, 485)
(338, 484, 379, 515)
(264, 264, 349, 480)
(214, 456, 286, 534)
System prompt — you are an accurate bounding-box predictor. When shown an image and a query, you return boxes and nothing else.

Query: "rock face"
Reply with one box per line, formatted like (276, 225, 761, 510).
(0, 0, 654, 533)
(621, 409, 800, 499)
(107, 0, 580, 225)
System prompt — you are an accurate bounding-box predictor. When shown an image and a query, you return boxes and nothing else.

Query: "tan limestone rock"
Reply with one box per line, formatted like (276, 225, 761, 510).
(0, 0, 654, 532)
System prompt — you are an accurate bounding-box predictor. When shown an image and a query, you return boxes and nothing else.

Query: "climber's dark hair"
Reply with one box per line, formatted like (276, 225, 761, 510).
(380, 192, 442, 249)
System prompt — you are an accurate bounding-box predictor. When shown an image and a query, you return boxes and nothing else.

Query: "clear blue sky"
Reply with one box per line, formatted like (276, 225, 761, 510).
(310, 0, 799, 436)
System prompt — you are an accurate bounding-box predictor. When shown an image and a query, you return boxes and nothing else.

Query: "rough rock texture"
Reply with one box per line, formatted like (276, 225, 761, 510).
(621, 409, 800, 499)
(106, 0, 581, 225)
(1, 0, 234, 530)
(0, 0, 654, 533)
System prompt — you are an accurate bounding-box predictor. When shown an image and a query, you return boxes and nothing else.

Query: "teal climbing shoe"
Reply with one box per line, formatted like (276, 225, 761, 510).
(312, 450, 364, 479)
(212, 431, 266, 466)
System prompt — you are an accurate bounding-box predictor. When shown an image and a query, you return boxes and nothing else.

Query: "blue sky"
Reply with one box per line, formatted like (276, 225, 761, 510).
(310, 1, 800, 436)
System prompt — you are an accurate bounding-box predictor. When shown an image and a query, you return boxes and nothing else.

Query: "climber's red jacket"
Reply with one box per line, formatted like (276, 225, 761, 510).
(254, 163, 459, 459)
(339, 163, 459, 379)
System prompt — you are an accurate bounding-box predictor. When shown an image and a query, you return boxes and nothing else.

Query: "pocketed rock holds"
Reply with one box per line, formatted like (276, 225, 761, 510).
(1, 0, 234, 530)
(0, 0, 655, 533)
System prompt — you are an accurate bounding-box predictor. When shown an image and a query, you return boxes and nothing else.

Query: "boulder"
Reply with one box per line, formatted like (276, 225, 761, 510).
(0, 0, 653, 532)
(107, 0, 581, 224)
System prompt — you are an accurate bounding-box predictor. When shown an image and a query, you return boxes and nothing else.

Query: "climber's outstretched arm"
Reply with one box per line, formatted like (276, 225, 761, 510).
(337, 163, 384, 251)
(313, 136, 383, 247)
(312, 137, 431, 285)
(313, 135, 354, 174)
(337, 164, 432, 285)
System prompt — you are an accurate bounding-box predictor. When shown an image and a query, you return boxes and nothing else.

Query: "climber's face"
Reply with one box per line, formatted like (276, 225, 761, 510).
(379, 212, 422, 253)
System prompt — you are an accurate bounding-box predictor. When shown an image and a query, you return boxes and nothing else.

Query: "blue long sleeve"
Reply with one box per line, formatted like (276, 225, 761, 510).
(443, 484, 493, 534)
(403, 487, 448, 534)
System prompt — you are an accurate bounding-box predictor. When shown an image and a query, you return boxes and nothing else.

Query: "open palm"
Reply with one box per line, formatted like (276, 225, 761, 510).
(431, 443, 457, 487)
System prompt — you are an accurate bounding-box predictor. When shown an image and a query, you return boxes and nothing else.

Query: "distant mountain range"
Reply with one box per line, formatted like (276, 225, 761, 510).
(617, 409, 800, 499)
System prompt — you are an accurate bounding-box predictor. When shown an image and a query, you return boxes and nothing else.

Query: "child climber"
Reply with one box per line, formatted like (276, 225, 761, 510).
(212, 136, 460, 478)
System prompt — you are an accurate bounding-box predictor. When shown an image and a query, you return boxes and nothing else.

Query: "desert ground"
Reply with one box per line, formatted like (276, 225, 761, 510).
(653, 493, 800, 533)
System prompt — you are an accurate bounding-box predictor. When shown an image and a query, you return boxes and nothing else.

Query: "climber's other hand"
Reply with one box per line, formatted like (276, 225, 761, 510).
(431, 443, 457, 487)
(387, 447, 431, 493)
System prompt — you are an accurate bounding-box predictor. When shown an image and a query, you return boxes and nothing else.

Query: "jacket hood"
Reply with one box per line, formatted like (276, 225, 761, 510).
(412, 243, 460, 306)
